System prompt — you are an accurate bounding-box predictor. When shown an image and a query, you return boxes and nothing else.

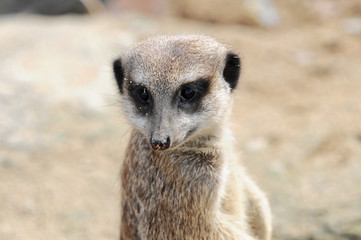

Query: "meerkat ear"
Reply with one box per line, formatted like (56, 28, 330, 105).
(113, 58, 124, 94)
(223, 52, 241, 91)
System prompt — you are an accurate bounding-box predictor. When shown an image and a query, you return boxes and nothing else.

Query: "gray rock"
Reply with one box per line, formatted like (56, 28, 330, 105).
(0, 0, 88, 15)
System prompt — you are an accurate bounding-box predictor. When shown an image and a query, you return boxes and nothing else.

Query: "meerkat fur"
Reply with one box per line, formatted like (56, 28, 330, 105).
(113, 34, 272, 240)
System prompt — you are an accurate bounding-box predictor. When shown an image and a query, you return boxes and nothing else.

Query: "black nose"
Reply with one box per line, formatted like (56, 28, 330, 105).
(151, 137, 170, 151)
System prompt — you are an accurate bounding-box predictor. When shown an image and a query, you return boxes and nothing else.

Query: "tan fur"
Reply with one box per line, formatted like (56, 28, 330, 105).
(115, 35, 271, 240)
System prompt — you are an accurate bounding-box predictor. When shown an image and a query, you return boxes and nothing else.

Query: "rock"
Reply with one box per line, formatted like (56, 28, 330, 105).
(170, 0, 279, 27)
(245, 137, 268, 152)
(0, 0, 88, 15)
(343, 17, 361, 35)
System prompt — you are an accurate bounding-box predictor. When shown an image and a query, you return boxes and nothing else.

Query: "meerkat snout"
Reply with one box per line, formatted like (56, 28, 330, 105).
(150, 136, 170, 151)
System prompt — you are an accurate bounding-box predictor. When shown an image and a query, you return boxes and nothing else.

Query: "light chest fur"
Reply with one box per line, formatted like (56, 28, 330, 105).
(120, 130, 251, 240)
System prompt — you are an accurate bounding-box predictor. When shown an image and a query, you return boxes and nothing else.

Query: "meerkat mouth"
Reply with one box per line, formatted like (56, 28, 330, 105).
(152, 144, 167, 151)
(149, 129, 197, 151)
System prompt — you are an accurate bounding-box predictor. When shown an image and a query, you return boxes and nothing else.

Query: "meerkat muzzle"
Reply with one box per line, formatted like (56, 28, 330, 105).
(150, 137, 170, 151)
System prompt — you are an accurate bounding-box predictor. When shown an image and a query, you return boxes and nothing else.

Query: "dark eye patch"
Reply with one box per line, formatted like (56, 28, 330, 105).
(128, 84, 152, 115)
(176, 78, 210, 113)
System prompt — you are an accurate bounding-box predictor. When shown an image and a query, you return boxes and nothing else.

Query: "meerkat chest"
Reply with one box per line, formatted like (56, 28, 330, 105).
(121, 145, 224, 239)
(123, 147, 222, 204)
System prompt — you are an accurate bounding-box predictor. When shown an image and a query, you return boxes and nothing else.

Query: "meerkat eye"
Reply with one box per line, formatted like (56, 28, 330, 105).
(180, 87, 196, 102)
(129, 85, 151, 107)
(137, 87, 149, 103)
(176, 78, 210, 112)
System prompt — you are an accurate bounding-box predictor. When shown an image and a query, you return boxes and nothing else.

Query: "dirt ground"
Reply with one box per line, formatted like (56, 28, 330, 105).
(0, 9, 361, 240)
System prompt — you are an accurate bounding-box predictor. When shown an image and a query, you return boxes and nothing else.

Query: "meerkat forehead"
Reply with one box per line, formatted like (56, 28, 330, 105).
(122, 35, 228, 89)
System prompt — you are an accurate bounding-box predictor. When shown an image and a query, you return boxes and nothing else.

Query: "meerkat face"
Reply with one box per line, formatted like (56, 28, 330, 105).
(113, 35, 240, 151)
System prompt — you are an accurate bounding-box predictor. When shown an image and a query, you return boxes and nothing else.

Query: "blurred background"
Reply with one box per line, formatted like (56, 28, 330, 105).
(1, 0, 361, 239)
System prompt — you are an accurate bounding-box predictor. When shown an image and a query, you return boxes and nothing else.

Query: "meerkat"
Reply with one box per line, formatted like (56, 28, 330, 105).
(112, 34, 272, 240)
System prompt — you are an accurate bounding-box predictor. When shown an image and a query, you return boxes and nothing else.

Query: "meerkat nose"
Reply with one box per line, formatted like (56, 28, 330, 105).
(150, 137, 170, 151)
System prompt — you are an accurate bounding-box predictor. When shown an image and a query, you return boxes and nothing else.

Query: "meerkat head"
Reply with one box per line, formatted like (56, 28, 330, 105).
(113, 35, 240, 151)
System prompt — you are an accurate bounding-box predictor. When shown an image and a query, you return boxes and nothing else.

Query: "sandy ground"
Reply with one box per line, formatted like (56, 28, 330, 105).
(0, 12, 361, 240)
